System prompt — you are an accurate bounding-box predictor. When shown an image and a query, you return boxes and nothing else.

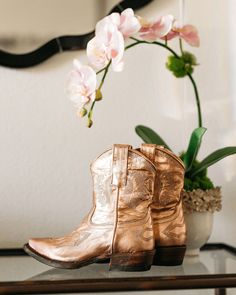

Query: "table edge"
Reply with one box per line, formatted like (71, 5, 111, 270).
(0, 242, 236, 294)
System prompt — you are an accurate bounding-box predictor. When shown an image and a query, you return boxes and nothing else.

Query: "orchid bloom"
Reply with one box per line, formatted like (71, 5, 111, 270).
(67, 60, 97, 114)
(67, 8, 200, 127)
(165, 22, 200, 47)
(177, 24, 200, 47)
(87, 17, 124, 72)
(139, 15, 174, 41)
(109, 8, 141, 38)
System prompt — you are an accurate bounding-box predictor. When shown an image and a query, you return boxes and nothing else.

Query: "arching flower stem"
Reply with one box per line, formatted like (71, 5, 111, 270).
(129, 37, 202, 127)
(88, 37, 203, 128)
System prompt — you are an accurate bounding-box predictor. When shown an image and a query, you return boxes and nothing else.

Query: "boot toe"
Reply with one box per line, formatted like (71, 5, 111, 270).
(29, 238, 53, 258)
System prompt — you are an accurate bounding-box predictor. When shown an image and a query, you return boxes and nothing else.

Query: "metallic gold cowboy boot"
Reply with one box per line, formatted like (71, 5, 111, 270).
(140, 143, 186, 266)
(24, 144, 156, 271)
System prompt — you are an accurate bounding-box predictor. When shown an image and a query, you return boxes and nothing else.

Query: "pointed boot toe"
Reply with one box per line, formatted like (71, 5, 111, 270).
(25, 238, 63, 268)
(28, 238, 49, 254)
(25, 237, 91, 269)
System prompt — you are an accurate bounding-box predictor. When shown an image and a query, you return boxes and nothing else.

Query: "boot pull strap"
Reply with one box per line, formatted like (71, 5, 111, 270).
(112, 144, 131, 187)
(140, 144, 157, 162)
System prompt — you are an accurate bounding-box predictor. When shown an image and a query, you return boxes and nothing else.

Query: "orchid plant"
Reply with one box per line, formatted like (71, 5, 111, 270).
(67, 8, 236, 191)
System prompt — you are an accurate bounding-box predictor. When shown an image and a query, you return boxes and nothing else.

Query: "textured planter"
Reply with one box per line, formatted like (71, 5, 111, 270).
(182, 187, 222, 256)
(184, 211, 213, 256)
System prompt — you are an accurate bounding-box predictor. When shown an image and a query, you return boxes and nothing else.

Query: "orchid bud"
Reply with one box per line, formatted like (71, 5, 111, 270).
(95, 89, 103, 101)
(77, 107, 87, 118)
(87, 118, 93, 128)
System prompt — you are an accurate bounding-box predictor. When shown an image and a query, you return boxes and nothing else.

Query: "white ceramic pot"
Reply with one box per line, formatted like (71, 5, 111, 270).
(184, 211, 214, 256)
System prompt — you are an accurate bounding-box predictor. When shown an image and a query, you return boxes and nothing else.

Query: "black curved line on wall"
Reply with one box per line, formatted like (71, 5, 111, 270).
(0, 0, 153, 68)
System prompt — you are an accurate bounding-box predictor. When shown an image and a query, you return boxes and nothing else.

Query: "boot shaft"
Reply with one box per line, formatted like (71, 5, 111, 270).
(140, 144, 185, 208)
(140, 144, 186, 248)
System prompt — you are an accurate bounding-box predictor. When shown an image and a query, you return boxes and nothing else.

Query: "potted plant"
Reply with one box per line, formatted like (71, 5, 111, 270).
(135, 125, 233, 255)
(67, 8, 236, 255)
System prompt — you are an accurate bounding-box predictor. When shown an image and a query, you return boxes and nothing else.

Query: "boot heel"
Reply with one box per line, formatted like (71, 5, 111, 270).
(109, 250, 155, 272)
(153, 245, 186, 266)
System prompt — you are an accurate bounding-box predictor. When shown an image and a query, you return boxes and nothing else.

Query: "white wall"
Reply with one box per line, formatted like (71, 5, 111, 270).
(0, 0, 235, 253)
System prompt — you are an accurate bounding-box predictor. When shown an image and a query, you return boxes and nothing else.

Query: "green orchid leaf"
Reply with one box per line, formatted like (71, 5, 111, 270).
(135, 125, 172, 150)
(191, 146, 236, 177)
(184, 127, 207, 172)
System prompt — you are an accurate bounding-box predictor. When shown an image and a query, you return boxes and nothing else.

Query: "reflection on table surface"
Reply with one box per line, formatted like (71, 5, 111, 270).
(0, 249, 235, 282)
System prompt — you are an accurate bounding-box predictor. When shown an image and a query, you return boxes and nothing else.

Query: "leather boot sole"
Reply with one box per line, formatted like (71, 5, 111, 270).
(24, 244, 109, 269)
(24, 244, 155, 271)
(97, 246, 186, 266)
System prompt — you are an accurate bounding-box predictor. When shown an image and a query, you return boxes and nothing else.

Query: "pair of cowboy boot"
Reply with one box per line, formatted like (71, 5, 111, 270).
(24, 144, 186, 271)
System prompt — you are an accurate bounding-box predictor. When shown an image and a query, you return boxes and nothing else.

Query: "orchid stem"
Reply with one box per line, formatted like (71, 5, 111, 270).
(187, 73, 202, 127)
(165, 36, 168, 46)
(88, 101, 95, 120)
(88, 37, 202, 128)
(128, 37, 179, 58)
(127, 37, 203, 127)
(179, 38, 184, 55)
(98, 61, 111, 90)
(96, 66, 107, 75)
(88, 61, 111, 123)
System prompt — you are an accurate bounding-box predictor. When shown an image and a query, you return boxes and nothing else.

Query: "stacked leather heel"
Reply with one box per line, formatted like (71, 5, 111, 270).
(24, 144, 186, 271)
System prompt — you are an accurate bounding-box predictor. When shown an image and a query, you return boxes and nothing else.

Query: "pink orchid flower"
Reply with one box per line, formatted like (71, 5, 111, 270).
(87, 18, 124, 72)
(177, 24, 200, 47)
(164, 22, 200, 47)
(67, 60, 97, 112)
(139, 15, 174, 41)
(108, 8, 141, 38)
